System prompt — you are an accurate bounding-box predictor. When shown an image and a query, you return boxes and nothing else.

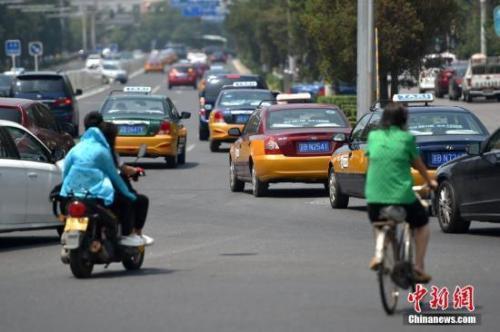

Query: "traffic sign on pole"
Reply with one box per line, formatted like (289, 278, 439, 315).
(5, 39, 21, 70)
(29, 41, 43, 72)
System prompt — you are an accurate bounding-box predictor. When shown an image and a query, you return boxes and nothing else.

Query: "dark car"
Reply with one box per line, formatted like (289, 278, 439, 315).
(328, 98, 489, 209)
(448, 61, 468, 101)
(167, 64, 197, 90)
(12, 72, 82, 137)
(198, 74, 267, 140)
(166, 43, 187, 60)
(290, 82, 325, 98)
(209, 51, 227, 64)
(435, 128, 500, 233)
(0, 98, 74, 154)
(0, 74, 13, 97)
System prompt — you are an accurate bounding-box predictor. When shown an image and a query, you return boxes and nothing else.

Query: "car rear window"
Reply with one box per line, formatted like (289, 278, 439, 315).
(204, 76, 266, 101)
(219, 90, 273, 109)
(173, 66, 192, 73)
(471, 64, 500, 75)
(14, 76, 65, 93)
(267, 108, 347, 129)
(408, 112, 487, 136)
(100, 97, 167, 118)
(0, 107, 22, 123)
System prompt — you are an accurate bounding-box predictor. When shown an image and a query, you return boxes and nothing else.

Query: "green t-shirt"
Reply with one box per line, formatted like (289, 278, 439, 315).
(365, 127, 419, 204)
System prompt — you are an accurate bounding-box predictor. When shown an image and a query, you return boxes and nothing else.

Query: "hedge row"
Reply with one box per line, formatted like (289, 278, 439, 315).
(317, 95, 357, 124)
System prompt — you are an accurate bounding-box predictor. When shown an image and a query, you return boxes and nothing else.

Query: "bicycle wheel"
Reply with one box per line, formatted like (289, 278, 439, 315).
(378, 231, 399, 315)
(402, 225, 416, 292)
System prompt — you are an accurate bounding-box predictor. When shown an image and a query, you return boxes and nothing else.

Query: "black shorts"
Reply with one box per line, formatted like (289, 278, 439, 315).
(367, 200, 428, 229)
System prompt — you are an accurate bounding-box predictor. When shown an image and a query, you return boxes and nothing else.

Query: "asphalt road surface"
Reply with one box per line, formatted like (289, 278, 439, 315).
(1, 73, 499, 332)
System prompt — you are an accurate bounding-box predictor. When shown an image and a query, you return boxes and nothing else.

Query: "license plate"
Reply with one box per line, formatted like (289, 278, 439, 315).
(64, 217, 89, 232)
(64, 232, 81, 249)
(430, 152, 464, 167)
(235, 115, 250, 123)
(297, 141, 331, 154)
(119, 125, 145, 135)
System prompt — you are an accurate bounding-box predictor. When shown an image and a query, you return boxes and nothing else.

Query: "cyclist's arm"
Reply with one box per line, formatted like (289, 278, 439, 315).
(411, 157, 437, 189)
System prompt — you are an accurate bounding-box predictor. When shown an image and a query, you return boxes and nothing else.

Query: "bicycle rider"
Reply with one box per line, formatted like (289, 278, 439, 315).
(365, 102, 437, 283)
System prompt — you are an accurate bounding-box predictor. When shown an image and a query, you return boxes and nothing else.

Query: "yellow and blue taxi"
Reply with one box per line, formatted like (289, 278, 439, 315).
(327, 93, 489, 208)
(99, 86, 191, 168)
(229, 103, 351, 197)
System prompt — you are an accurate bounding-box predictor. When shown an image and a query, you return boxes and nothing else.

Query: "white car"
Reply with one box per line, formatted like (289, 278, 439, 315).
(188, 52, 208, 64)
(418, 67, 439, 92)
(0, 120, 63, 234)
(100, 61, 128, 84)
(462, 54, 500, 102)
(85, 53, 102, 69)
(3, 67, 25, 77)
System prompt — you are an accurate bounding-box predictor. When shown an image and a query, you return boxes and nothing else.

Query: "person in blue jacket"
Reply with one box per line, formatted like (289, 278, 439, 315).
(60, 126, 143, 246)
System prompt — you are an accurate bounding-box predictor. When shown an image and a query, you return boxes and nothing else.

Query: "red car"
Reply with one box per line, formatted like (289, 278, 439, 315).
(434, 67, 456, 98)
(167, 64, 197, 89)
(0, 98, 74, 154)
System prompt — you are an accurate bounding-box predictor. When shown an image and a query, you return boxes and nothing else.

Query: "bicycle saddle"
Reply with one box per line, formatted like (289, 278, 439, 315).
(380, 206, 406, 223)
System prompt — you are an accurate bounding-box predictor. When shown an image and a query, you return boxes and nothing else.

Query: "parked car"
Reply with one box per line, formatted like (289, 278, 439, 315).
(228, 103, 351, 196)
(0, 119, 63, 235)
(167, 64, 197, 90)
(448, 61, 469, 101)
(12, 72, 82, 136)
(0, 98, 74, 154)
(461, 54, 500, 102)
(435, 128, 500, 233)
(0, 74, 13, 97)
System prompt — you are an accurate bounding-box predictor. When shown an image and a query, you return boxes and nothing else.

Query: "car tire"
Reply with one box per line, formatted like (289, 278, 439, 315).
(165, 155, 178, 168)
(437, 181, 470, 233)
(328, 168, 349, 209)
(229, 159, 245, 192)
(464, 92, 472, 103)
(251, 164, 268, 197)
(178, 144, 186, 165)
(199, 127, 209, 141)
(209, 140, 220, 152)
(168, 84, 172, 90)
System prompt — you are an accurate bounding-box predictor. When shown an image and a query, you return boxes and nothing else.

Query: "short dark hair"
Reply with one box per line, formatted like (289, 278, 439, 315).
(380, 102, 408, 130)
(84, 111, 103, 130)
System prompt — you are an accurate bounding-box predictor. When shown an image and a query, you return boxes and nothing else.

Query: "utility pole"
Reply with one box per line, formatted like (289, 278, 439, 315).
(81, 5, 88, 51)
(481, 0, 487, 55)
(356, 0, 375, 119)
(90, 2, 96, 51)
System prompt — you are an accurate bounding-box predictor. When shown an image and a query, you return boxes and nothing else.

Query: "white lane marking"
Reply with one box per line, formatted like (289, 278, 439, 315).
(77, 68, 146, 101)
(175, 90, 182, 94)
(152, 84, 161, 94)
(187, 144, 196, 152)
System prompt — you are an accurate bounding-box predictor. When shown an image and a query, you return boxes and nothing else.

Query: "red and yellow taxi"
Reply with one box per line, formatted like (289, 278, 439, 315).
(208, 88, 274, 152)
(100, 87, 191, 168)
(228, 103, 351, 196)
(327, 94, 489, 208)
(144, 56, 164, 73)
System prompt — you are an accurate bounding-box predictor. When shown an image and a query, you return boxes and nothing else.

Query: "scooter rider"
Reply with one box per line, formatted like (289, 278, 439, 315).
(60, 124, 142, 247)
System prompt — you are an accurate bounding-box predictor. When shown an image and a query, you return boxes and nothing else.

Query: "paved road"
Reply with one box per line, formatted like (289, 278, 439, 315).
(1, 73, 499, 332)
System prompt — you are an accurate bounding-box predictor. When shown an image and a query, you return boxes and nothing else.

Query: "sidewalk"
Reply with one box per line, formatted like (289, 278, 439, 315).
(231, 58, 252, 75)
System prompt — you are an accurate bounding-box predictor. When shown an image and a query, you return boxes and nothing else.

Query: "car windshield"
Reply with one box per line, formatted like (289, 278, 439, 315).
(267, 108, 347, 129)
(0, 107, 21, 123)
(101, 97, 167, 117)
(408, 111, 486, 136)
(219, 90, 273, 109)
(103, 64, 120, 70)
(14, 76, 64, 93)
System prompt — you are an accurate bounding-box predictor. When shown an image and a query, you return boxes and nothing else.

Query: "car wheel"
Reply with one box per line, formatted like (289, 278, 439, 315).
(178, 144, 186, 165)
(464, 92, 472, 102)
(229, 159, 245, 192)
(251, 165, 268, 197)
(165, 155, 178, 168)
(328, 168, 349, 209)
(437, 181, 470, 233)
(209, 140, 220, 152)
(168, 84, 172, 90)
(199, 127, 209, 141)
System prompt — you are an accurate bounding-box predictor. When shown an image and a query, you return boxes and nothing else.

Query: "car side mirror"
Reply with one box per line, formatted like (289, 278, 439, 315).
(332, 133, 347, 143)
(228, 128, 242, 137)
(466, 142, 481, 156)
(181, 111, 191, 119)
(75, 89, 82, 96)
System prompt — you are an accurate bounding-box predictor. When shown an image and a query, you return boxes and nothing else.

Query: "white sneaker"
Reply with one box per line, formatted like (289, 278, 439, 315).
(120, 234, 145, 247)
(141, 234, 154, 246)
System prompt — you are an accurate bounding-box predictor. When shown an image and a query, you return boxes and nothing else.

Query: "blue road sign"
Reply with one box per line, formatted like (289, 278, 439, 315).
(182, 5, 218, 17)
(494, 6, 500, 37)
(28, 41, 43, 56)
(5, 39, 21, 56)
(110, 43, 119, 53)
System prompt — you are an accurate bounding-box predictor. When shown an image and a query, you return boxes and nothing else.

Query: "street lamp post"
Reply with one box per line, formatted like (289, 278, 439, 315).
(356, 0, 375, 119)
(481, 0, 487, 55)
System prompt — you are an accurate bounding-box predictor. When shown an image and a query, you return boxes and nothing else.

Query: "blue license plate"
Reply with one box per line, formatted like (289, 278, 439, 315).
(235, 115, 250, 123)
(430, 152, 464, 167)
(297, 141, 331, 154)
(119, 125, 145, 135)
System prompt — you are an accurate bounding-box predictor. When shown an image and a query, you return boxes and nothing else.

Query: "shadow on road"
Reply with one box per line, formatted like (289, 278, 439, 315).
(0, 235, 59, 253)
(91, 267, 177, 279)
(467, 227, 500, 238)
(245, 188, 328, 198)
(129, 161, 199, 170)
(213, 148, 230, 153)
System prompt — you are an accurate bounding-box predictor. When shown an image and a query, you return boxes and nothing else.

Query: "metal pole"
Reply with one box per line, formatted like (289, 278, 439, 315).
(481, 0, 487, 55)
(375, 27, 380, 101)
(81, 5, 88, 51)
(90, 9, 96, 51)
(34, 55, 39, 71)
(356, 0, 375, 119)
(11, 55, 16, 70)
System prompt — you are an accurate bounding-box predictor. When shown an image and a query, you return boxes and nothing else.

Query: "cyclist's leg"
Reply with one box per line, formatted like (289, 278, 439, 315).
(405, 200, 431, 281)
(368, 204, 386, 270)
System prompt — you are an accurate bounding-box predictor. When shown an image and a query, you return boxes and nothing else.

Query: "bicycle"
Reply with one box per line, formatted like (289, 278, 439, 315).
(373, 186, 431, 315)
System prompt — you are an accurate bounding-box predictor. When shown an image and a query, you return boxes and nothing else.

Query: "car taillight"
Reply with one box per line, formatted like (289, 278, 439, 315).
(158, 121, 171, 135)
(55, 97, 72, 107)
(68, 201, 86, 218)
(213, 110, 225, 123)
(264, 136, 281, 154)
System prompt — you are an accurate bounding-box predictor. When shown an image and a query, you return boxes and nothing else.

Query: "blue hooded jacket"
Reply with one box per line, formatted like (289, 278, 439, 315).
(60, 127, 136, 205)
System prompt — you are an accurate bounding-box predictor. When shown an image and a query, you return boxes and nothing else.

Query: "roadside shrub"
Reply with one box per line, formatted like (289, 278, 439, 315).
(317, 95, 357, 124)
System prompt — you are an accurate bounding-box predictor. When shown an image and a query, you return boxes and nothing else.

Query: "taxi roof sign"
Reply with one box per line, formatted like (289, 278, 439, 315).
(392, 93, 434, 103)
(123, 86, 152, 94)
(276, 92, 312, 104)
